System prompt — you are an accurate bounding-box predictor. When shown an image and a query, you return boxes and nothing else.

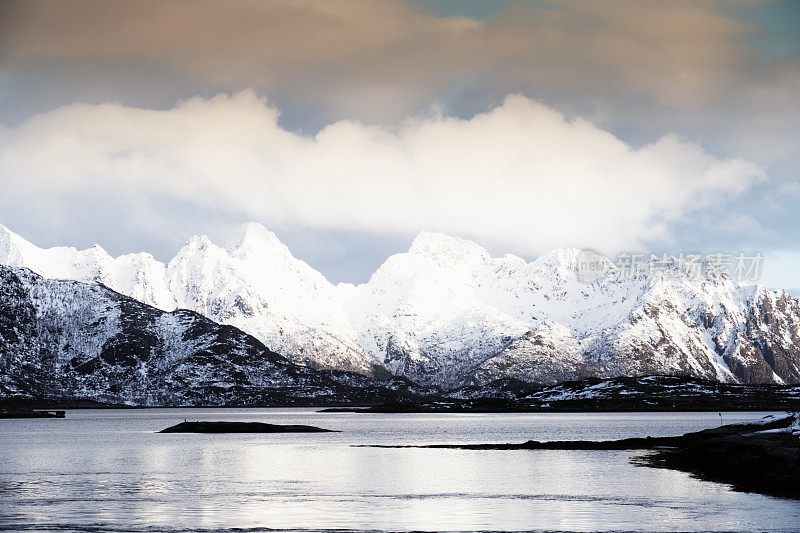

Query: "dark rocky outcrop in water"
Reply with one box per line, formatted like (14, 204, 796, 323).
(638, 419, 800, 499)
(159, 421, 336, 433)
(368, 414, 800, 499)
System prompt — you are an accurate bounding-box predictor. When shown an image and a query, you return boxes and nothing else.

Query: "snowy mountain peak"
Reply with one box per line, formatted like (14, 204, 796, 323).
(87, 243, 109, 257)
(183, 234, 215, 252)
(229, 222, 290, 259)
(0, 227, 177, 310)
(0, 224, 32, 260)
(532, 247, 587, 271)
(237, 221, 278, 242)
(409, 231, 491, 269)
(0, 224, 17, 259)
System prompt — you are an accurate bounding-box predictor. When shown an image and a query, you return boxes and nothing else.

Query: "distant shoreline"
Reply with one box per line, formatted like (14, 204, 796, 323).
(0, 401, 795, 414)
(3, 375, 799, 413)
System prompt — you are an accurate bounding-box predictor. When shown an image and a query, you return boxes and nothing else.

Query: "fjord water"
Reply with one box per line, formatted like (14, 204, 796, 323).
(1, 410, 798, 532)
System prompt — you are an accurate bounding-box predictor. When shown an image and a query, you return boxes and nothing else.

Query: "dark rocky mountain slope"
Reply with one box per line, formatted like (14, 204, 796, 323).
(0, 266, 429, 406)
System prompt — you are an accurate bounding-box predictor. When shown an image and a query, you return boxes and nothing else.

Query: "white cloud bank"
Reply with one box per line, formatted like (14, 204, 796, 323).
(0, 91, 765, 255)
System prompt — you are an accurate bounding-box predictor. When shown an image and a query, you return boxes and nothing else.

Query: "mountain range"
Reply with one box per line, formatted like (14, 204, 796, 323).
(1, 222, 799, 391)
(0, 265, 436, 405)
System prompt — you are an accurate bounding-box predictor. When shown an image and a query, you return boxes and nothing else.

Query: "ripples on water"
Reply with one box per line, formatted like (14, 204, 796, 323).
(0, 410, 797, 532)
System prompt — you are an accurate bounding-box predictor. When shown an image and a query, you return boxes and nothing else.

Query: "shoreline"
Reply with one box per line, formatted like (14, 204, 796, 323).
(0, 401, 796, 413)
(4, 375, 797, 413)
(0, 404, 795, 413)
(363, 413, 800, 499)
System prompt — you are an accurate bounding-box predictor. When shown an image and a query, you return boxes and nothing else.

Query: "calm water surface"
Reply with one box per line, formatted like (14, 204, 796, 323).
(0, 409, 798, 532)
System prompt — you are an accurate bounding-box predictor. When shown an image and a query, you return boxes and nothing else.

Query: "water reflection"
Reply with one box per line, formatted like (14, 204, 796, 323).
(0, 410, 797, 531)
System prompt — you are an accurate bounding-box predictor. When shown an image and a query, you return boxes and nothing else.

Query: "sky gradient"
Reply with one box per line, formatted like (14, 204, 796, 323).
(0, 0, 798, 291)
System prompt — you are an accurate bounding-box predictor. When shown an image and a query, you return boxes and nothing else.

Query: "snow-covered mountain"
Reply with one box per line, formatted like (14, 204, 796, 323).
(0, 265, 426, 405)
(2, 223, 799, 389)
(344, 233, 800, 387)
(0, 223, 377, 377)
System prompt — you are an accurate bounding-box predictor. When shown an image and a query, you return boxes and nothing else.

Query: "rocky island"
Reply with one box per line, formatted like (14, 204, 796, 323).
(159, 421, 337, 433)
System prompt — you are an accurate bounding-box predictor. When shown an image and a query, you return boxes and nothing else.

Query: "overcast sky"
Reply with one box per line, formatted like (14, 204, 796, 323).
(0, 0, 798, 291)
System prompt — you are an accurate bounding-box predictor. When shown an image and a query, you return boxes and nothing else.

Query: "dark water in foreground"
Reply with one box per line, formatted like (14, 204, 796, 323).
(0, 410, 798, 532)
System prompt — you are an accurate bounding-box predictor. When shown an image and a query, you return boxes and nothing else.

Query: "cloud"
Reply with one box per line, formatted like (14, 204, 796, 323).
(3, 0, 798, 182)
(0, 0, 767, 122)
(0, 91, 765, 255)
